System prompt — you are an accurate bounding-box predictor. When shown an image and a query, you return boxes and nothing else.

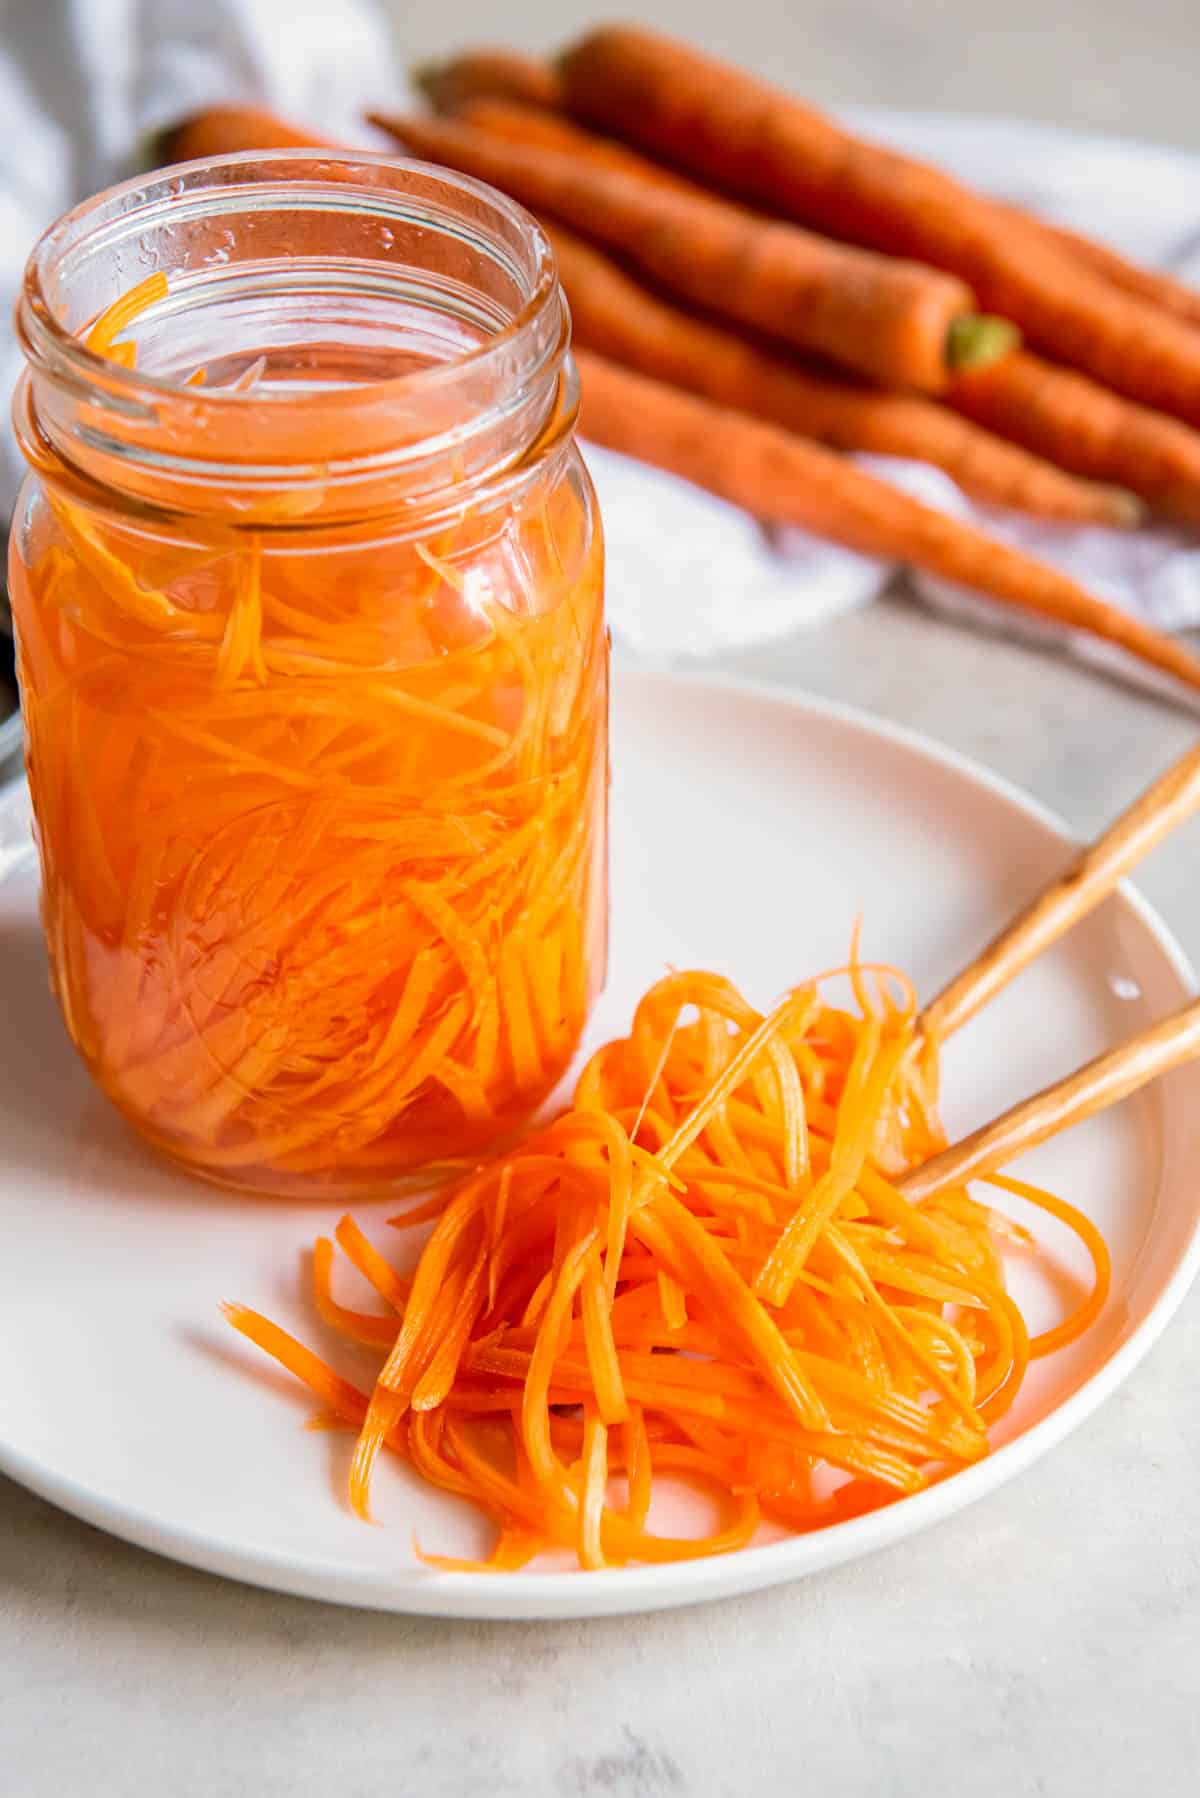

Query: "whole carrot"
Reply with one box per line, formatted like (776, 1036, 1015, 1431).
(548, 225, 1138, 528)
(370, 113, 1014, 393)
(157, 106, 344, 163)
(947, 350, 1200, 526)
(574, 350, 1200, 696)
(998, 209, 1200, 332)
(413, 48, 565, 115)
(449, 97, 706, 198)
(412, 46, 1200, 335)
(559, 26, 1200, 426)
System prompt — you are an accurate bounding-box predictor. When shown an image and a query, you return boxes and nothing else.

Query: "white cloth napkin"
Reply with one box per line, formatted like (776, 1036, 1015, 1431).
(588, 444, 1200, 697)
(0, 0, 393, 513)
(2, 2, 1199, 689)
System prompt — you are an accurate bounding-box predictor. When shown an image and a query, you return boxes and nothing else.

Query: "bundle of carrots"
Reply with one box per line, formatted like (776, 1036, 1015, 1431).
(226, 955, 1108, 1570)
(159, 24, 1200, 694)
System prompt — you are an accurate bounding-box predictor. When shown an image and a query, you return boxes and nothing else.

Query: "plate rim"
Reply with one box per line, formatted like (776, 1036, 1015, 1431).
(3, 673, 1199, 1621)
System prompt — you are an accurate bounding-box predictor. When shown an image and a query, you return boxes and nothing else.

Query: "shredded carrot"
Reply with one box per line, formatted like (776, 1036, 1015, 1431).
(85, 272, 168, 359)
(11, 271, 607, 1194)
(225, 956, 1111, 1571)
(985, 1173, 1112, 1357)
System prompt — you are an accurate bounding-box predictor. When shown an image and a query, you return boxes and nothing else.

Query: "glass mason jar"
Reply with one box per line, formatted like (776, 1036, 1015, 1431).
(9, 152, 607, 1197)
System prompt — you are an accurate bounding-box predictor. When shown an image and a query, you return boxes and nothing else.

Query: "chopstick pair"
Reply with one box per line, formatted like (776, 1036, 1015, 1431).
(896, 741, 1200, 1200)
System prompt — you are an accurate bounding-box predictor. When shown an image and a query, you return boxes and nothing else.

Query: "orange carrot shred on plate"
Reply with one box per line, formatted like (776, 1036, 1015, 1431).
(225, 953, 1111, 1571)
(311, 1236, 401, 1346)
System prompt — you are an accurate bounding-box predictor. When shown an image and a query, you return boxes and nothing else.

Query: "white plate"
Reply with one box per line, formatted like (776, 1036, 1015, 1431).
(1, 671, 1199, 1619)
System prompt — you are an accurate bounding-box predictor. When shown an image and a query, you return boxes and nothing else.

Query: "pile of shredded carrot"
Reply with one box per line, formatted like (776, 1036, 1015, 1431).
(225, 956, 1110, 1570)
(21, 274, 1113, 1573)
(11, 274, 607, 1192)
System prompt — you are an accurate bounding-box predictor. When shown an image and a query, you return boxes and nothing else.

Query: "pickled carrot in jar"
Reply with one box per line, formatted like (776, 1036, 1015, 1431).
(9, 156, 607, 1196)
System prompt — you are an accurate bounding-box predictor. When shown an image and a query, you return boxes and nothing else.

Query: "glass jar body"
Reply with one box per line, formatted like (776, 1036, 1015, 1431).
(9, 154, 607, 1196)
(9, 449, 606, 1195)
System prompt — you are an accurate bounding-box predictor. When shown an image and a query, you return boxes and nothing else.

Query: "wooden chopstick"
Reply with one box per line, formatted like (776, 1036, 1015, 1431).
(897, 996, 1200, 1201)
(918, 740, 1200, 1043)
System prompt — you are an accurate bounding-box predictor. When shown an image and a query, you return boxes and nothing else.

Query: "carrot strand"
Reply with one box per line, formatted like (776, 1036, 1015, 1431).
(225, 948, 1110, 1569)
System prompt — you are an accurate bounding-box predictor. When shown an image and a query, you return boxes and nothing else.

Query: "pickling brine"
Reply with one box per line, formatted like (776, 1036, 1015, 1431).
(9, 153, 607, 1195)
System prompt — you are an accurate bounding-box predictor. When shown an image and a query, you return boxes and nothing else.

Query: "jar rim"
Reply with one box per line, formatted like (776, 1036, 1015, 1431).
(18, 148, 562, 412)
(13, 150, 574, 526)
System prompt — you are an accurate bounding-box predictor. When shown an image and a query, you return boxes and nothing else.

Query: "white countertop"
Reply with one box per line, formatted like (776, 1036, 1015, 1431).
(4, 3, 1200, 1792)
